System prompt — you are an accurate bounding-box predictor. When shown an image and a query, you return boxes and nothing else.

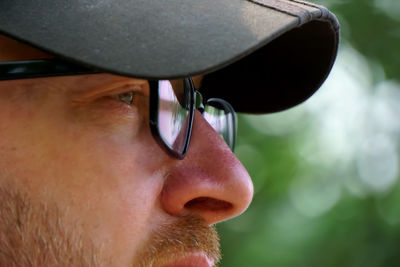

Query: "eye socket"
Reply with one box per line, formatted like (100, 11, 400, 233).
(115, 91, 135, 105)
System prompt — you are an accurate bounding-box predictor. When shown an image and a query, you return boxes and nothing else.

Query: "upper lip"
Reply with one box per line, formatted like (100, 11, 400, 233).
(161, 252, 214, 267)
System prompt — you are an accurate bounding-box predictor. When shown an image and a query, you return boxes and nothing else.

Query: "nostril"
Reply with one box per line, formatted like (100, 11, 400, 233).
(184, 197, 233, 212)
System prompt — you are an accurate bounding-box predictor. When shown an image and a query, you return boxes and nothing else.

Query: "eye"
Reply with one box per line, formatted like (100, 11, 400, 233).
(115, 91, 135, 105)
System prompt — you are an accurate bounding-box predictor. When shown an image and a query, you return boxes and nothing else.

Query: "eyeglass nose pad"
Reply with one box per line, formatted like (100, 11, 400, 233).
(194, 90, 205, 113)
(201, 97, 237, 152)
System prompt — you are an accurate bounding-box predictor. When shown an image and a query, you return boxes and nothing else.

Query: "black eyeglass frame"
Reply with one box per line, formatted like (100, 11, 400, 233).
(0, 59, 236, 160)
(149, 78, 237, 159)
(0, 59, 98, 80)
(148, 78, 196, 159)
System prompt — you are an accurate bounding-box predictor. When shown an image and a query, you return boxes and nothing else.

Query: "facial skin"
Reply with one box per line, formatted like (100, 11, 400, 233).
(0, 35, 253, 266)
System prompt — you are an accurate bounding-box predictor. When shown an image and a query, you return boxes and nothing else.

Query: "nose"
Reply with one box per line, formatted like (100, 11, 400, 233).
(160, 111, 254, 224)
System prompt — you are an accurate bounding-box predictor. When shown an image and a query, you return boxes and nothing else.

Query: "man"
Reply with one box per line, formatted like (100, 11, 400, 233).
(0, 0, 339, 266)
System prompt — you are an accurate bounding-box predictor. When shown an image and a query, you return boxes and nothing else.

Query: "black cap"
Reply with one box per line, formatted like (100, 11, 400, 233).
(0, 0, 339, 113)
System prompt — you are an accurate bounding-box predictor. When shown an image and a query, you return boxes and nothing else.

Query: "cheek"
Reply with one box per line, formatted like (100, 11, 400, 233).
(50, 133, 166, 264)
(0, 101, 165, 265)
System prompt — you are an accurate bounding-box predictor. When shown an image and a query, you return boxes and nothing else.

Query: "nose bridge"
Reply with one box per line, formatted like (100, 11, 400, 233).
(160, 112, 254, 224)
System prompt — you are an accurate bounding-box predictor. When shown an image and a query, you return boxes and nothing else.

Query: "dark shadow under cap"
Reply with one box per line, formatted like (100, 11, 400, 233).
(202, 1, 340, 113)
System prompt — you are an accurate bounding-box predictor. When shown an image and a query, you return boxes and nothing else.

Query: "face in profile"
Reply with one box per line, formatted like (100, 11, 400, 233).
(0, 35, 253, 267)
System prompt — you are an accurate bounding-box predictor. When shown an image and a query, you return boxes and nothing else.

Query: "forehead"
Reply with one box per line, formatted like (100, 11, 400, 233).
(0, 34, 53, 61)
(0, 34, 203, 92)
(0, 35, 141, 93)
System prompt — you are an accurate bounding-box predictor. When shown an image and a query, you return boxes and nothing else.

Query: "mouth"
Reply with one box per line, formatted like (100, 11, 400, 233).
(162, 252, 214, 267)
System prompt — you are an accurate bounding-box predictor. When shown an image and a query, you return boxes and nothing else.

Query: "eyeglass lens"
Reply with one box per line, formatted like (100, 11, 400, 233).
(157, 80, 192, 155)
(203, 98, 236, 151)
(156, 79, 236, 156)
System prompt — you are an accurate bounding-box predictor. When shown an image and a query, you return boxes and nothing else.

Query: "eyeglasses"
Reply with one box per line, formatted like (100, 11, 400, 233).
(149, 79, 236, 159)
(0, 59, 237, 159)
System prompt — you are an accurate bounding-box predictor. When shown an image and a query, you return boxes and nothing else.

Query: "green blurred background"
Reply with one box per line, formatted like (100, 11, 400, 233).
(219, 0, 400, 266)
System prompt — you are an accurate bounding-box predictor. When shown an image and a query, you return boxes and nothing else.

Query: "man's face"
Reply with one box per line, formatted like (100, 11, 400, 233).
(0, 35, 253, 266)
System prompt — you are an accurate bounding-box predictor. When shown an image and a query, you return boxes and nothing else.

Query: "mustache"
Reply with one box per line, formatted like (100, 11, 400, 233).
(135, 215, 221, 267)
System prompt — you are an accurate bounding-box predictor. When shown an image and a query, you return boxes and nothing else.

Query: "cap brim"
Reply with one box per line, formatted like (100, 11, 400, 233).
(0, 0, 339, 113)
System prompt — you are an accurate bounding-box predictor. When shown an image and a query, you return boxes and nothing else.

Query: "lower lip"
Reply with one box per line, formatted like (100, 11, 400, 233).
(162, 253, 214, 267)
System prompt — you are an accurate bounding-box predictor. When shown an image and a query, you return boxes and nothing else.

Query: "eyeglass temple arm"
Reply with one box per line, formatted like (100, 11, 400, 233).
(0, 59, 98, 81)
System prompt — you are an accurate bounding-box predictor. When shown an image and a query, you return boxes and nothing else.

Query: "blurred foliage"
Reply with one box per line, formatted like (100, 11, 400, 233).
(219, 0, 400, 266)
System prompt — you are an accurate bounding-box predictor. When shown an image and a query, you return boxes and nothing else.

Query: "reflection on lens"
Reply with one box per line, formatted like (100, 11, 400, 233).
(204, 99, 236, 151)
(158, 80, 191, 154)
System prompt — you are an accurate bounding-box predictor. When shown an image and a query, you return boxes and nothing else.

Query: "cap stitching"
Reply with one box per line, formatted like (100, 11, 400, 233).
(290, 0, 322, 8)
(290, 0, 340, 31)
(248, 0, 313, 25)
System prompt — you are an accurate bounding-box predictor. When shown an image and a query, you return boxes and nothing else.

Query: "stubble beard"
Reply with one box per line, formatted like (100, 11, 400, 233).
(135, 215, 221, 267)
(0, 188, 103, 267)
(0, 187, 221, 267)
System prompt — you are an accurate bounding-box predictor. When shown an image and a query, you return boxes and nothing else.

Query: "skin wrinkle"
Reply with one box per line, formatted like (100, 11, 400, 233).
(72, 79, 148, 100)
